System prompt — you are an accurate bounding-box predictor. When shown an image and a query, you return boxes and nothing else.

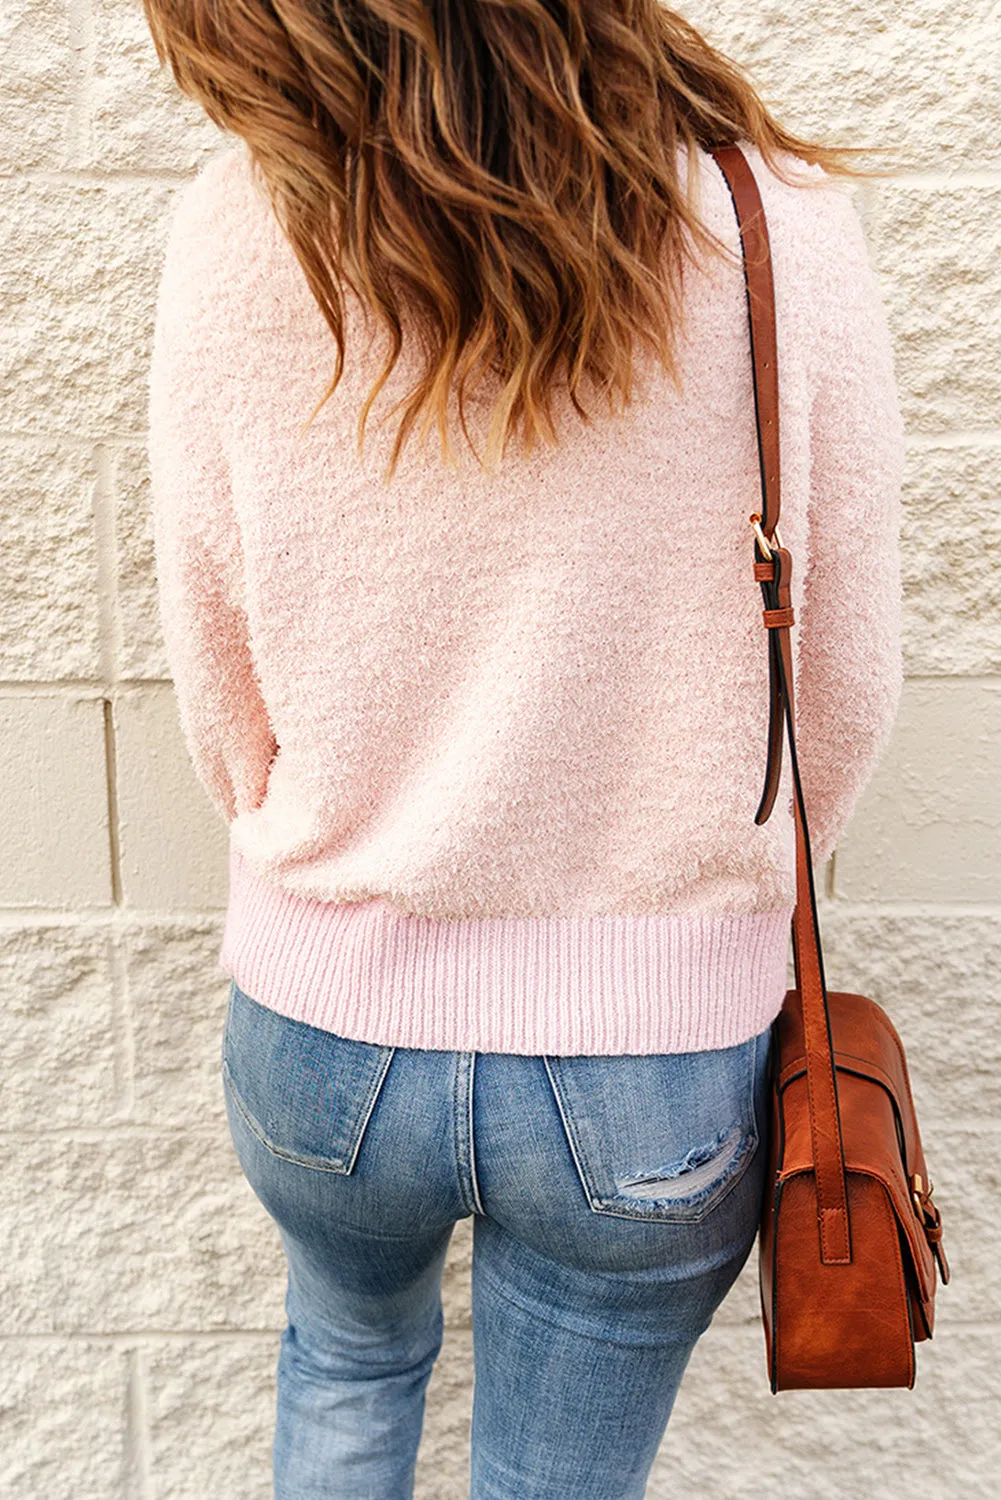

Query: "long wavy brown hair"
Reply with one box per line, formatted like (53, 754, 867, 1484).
(143, 1, 876, 481)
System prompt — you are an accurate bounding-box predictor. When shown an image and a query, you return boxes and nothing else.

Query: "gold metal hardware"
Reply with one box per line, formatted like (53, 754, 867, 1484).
(911, 1172, 936, 1219)
(910, 1170, 949, 1282)
(750, 513, 783, 559)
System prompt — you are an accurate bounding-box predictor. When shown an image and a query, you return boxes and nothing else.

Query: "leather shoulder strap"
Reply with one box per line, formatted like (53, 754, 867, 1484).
(709, 142, 852, 1266)
(711, 145, 784, 822)
(710, 144, 782, 541)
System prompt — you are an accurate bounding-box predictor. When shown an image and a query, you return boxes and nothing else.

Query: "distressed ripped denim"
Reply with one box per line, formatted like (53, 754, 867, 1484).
(221, 979, 774, 1500)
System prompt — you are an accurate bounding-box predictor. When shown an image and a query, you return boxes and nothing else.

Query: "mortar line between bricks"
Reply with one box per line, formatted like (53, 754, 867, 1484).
(0, 680, 177, 702)
(163, 671, 1001, 690)
(0, 1318, 996, 1343)
(9, 166, 1000, 188)
(0, 1116, 995, 1139)
(65, 0, 94, 163)
(103, 698, 124, 907)
(0, 1332, 285, 1346)
(2, 167, 221, 186)
(125, 1346, 154, 1500)
(817, 900, 1001, 917)
(3, 427, 1001, 450)
(0, 1124, 230, 1137)
(905, 674, 1001, 685)
(0, 908, 227, 926)
(0, 666, 984, 695)
(15, 162, 1001, 180)
(1, 901, 998, 926)
(904, 430, 1001, 449)
(0, 433, 152, 447)
(881, 170, 1001, 189)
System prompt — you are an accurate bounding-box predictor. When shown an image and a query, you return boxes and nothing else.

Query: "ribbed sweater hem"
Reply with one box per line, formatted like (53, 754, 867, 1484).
(218, 847, 793, 1056)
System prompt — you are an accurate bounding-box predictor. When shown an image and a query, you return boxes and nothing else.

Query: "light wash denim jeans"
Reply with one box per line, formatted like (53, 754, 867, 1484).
(221, 979, 774, 1499)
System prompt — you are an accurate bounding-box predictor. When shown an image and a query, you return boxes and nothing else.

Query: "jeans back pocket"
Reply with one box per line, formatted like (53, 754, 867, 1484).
(222, 981, 396, 1174)
(543, 1029, 765, 1223)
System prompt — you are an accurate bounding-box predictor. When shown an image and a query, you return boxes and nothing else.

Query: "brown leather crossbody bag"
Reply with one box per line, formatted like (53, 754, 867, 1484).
(709, 144, 950, 1391)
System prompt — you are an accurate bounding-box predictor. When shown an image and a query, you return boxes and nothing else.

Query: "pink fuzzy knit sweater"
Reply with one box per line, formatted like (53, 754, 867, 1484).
(147, 138, 904, 1056)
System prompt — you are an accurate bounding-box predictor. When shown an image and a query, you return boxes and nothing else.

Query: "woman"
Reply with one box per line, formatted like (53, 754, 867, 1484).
(143, 2, 904, 1496)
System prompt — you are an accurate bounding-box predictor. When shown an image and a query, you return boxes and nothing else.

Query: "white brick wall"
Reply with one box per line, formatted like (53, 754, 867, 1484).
(1, 2, 998, 1495)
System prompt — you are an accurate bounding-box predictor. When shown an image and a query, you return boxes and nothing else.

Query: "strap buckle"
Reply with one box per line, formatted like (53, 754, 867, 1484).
(911, 1172, 951, 1283)
(750, 512, 783, 560)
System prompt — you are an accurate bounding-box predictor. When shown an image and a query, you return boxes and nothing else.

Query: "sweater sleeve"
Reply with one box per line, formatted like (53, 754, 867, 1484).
(792, 183, 905, 867)
(147, 163, 278, 826)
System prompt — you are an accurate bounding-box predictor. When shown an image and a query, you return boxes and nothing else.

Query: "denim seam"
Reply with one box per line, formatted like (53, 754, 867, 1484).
(467, 1052, 486, 1216)
(542, 1054, 602, 1208)
(222, 987, 397, 1175)
(341, 1045, 398, 1174)
(220, 979, 238, 1073)
(223, 1061, 352, 1173)
(452, 1051, 478, 1217)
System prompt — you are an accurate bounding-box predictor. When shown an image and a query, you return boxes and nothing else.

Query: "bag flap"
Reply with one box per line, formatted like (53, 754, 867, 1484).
(775, 1064, 936, 1305)
(776, 989, 928, 1181)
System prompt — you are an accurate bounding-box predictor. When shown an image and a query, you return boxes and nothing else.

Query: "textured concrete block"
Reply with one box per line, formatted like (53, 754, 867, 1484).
(114, 687, 229, 906)
(0, 1339, 128, 1500)
(712, 1248, 762, 1329)
(115, 686, 230, 912)
(0, 441, 102, 682)
(133, 1295, 993, 1500)
(0, 177, 174, 438)
(122, 918, 232, 1126)
(652, 1321, 996, 1498)
(0, 7, 997, 1497)
(834, 678, 1001, 903)
(113, 444, 168, 681)
(0, 695, 112, 908)
(145, 1338, 278, 1500)
(154, 1328, 479, 1500)
(867, 186, 1001, 434)
(140, 1209, 476, 1496)
(682, 0, 1001, 173)
(817, 908, 1001, 1125)
(89, 0, 226, 174)
(0, 923, 117, 1128)
(0, 1128, 286, 1334)
(0, 0, 78, 172)
(922, 1125, 999, 1326)
(902, 443, 1001, 676)
(441, 1215, 473, 1329)
(414, 1327, 474, 1500)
